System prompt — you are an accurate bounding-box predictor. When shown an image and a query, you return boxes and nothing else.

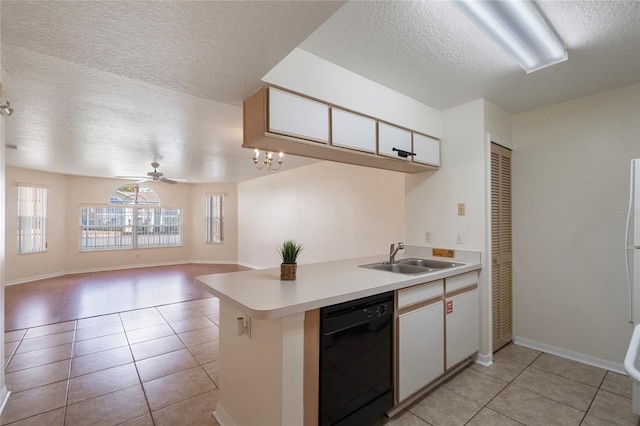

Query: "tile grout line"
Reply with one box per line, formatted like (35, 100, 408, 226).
(464, 350, 541, 426)
(61, 320, 79, 426)
(118, 309, 158, 426)
(2, 300, 221, 425)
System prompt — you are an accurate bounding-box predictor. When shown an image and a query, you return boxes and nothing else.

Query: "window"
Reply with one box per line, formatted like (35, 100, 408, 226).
(205, 194, 224, 244)
(17, 185, 48, 253)
(79, 184, 182, 251)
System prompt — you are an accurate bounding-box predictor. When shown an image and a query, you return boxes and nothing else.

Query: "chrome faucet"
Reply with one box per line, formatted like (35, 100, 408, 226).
(389, 242, 404, 263)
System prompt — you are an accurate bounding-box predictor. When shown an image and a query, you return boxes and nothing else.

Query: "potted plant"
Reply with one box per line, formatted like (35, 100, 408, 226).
(278, 239, 303, 281)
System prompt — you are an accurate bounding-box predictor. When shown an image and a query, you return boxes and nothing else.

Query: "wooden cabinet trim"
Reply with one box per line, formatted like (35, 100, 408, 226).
(243, 85, 440, 174)
(303, 309, 320, 426)
(445, 283, 478, 298)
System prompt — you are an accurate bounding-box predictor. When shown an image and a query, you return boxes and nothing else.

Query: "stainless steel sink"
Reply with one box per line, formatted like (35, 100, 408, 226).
(360, 257, 464, 275)
(398, 258, 464, 269)
(363, 263, 436, 275)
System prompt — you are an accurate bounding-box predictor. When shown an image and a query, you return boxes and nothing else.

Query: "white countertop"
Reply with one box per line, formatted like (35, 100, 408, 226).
(196, 254, 482, 319)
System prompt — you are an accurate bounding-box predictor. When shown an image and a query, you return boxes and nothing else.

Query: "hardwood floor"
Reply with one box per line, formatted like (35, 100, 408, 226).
(5, 264, 250, 331)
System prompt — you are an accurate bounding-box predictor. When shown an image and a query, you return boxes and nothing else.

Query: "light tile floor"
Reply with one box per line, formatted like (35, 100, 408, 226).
(380, 343, 638, 426)
(3, 299, 637, 426)
(2, 298, 221, 426)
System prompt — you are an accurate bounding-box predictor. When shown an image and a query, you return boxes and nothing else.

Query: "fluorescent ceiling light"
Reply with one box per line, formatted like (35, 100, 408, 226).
(452, 0, 567, 73)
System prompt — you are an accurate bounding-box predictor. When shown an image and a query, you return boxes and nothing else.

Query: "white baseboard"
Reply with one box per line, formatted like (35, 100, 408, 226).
(0, 387, 11, 416)
(4, 261, 249, 286)
(236, 261, 266, 270)
(213, 404, 235, 426)
(189, 260, 244, 265)
(514, 336, 625, 375)
(474, 352, 493, 367)
(5, 272, 66, 286)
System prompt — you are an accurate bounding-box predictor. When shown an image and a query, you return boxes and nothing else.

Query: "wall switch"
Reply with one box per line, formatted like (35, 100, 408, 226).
(458, 203, 465, 216)
(424, 230, 432, 244)
(455, 231, 464, 244)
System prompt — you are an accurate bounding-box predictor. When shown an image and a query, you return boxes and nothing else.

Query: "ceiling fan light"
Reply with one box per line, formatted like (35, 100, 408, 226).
(451, 0, 567, 73)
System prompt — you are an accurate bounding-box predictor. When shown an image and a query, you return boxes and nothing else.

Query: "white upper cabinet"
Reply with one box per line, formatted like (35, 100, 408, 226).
(413, 133, 440, 167)
(268, 88, 329, 144)
(378, 122, 412, 161)
(331, 108, 376, 153)
(244, 86, 439, 173)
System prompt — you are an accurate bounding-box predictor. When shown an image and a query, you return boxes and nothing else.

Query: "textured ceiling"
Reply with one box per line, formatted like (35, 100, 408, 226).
(301, 0, 640, 114)
(1, 1, 344, 182)
(1, 1, 639, 183)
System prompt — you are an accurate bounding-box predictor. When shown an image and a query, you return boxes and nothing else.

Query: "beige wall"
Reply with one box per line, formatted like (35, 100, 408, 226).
(189, 183, 238, 263)
(5, 167, 68, 283)
(64, 175, 192, 273)
(5, 168, 240, 283)
(237, 161, 406, 268)
(512, 84, 640, 364)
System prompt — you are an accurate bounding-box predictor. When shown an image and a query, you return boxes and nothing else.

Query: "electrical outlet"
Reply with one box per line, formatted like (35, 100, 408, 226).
(458, 203, 466, 216)
(424, 230, 432, 244)
(455, 231, 464, 244)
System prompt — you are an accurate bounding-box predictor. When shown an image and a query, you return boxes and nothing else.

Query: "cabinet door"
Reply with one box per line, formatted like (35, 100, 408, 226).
(378, 122, 412, 160)
(397, 302, 444, 402)
(413, 133, 440, 166)
(268, 88, 329, 143)
(445, 289, 479, 369)
(331, 108, 376, 153)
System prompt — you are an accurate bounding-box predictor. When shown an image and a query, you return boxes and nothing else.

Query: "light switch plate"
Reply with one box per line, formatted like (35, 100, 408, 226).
(455, 231, 464, 244)
(458, 203, 465, 216)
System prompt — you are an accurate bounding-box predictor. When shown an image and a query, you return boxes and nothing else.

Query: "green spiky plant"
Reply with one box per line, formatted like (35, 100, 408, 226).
(278, 239, 304, 264)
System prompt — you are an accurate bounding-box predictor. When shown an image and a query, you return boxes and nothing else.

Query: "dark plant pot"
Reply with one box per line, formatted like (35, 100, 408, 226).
(280, 263, 297, 281)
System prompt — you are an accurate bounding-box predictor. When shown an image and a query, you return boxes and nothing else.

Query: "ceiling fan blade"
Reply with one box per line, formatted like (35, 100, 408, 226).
(160, 177, 178, 184)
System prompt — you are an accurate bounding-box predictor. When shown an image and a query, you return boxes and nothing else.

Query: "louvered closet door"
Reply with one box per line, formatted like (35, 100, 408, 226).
(491, 143, 513, 352)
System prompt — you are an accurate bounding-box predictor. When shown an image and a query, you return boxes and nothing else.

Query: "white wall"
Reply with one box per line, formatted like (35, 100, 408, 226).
(0, 67, 9, 411)
(512, 84, 640, 364)
(405, 99, 491, 355)
(4, 168, 240, 283)
(263, 48, 442, 139)
(405, 100, 485, 250)
(190, 183, 238, 263)
(237, 161, 405, 268)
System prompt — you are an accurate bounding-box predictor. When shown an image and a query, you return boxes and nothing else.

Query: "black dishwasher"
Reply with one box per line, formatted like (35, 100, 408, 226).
(319, 291, 394, 426)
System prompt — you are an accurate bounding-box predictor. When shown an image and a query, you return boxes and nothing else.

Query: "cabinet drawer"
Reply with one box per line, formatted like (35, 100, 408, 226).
(397, 280, 443, 310)
(445, 271, 478, 294)
(268, 88, 329, 143)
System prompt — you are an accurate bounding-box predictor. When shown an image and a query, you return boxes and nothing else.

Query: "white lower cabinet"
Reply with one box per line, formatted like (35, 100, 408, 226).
(445, 288, 479, 369)
(397, 301, 444, 402)
(394, 271, 479, 406)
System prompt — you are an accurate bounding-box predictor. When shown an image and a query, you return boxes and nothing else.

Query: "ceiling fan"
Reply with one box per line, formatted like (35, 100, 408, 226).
(117, 162, 188, 185)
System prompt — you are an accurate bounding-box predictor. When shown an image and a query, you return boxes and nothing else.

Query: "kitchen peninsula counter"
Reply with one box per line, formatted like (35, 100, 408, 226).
(195, 250, 481, 426)
(196, 253, 481, 320)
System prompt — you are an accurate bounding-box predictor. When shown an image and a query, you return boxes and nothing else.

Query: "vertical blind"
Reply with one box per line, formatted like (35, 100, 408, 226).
(18, 185, 48, 253)
(205, 195, 224, 244)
